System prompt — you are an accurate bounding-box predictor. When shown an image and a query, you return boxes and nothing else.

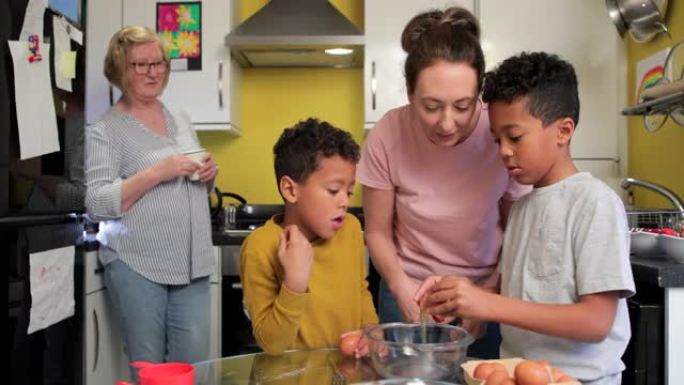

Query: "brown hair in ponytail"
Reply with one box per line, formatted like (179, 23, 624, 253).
(401, 6, 484, 95)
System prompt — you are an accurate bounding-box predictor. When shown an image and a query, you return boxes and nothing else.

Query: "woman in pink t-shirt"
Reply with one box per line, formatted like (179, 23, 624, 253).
(357, 6, 529, 358)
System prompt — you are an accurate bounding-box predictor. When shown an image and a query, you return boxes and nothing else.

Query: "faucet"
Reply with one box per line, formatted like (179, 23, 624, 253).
(621, 178, 684, 228)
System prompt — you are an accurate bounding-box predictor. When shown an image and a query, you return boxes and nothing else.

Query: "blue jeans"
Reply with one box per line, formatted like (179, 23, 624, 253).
(104, 259, 210, 381)
(377, 279, 501, 359)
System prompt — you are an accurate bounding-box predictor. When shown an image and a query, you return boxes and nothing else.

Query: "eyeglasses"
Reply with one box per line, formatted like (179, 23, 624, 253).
(129, 60, 168, 75)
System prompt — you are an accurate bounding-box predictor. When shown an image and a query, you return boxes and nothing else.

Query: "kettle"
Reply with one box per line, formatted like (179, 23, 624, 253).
(210, 187, 247, 227)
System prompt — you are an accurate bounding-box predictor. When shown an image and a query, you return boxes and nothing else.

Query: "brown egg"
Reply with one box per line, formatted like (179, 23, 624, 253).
(490, 362, 508, 374)
(551, 367, 567, 382)
(473, 363, 494, 380)
(473, 362, 506, 380)
(536, 360, 552, 375)
(558, 375, 577, 382)
(339, 334, 360, 356)
(500, 380, 518, 385)
(474, 362, 507, 380)
(485, 369, 513, 385)
(514, 360, 551, 385)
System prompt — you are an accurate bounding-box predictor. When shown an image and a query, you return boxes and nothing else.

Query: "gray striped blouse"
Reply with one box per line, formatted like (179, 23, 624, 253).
(85, 106, 214, 285)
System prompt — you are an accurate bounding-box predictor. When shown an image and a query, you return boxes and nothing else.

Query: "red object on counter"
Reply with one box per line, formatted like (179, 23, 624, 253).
(118, 361, 195, 385)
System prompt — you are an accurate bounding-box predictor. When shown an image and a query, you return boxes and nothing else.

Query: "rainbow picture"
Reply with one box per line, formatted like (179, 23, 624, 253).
(636, 65, 665, 102)
(634, 48, 670, 103)
(157, 2, 202, 71)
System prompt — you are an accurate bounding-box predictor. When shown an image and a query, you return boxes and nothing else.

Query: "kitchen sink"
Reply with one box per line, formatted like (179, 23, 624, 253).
(626, 209, 682, 230)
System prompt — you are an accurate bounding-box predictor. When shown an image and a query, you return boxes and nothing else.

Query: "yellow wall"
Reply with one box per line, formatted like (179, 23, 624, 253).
(198, 0, 365, 205)
(201, 1, 684, 209)
(626, 2, 684, 208)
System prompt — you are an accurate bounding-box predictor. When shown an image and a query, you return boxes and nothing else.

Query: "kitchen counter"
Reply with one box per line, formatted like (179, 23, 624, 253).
(630, 254, 684, 288)
(212, 228, 250, 246)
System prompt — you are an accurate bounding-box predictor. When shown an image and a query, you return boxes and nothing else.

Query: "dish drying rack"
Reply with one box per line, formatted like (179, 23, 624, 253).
(627, 209, 682, 230)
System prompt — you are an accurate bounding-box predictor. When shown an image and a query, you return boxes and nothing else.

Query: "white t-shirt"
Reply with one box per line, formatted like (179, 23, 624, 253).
(357, 105, 530, 286)
(500, 172, 635, 384)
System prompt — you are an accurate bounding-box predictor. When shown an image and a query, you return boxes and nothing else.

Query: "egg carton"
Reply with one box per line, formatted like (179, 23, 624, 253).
(462, 358, 580, 385)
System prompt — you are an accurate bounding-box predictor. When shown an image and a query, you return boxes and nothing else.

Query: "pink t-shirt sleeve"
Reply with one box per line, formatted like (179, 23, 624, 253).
(357, 115, 394, 191)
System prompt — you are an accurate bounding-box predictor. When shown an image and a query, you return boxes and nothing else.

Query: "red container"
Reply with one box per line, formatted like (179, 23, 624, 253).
(130, 361, 194, 385)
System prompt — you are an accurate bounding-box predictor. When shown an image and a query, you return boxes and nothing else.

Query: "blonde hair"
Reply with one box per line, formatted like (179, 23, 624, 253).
(104, 25, 170, 95)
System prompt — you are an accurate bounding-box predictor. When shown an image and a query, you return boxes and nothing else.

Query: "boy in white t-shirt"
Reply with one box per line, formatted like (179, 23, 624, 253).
(415, 52, 635, 385)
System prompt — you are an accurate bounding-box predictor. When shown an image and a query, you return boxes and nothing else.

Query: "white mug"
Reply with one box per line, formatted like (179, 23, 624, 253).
(182, 149, 206, 181)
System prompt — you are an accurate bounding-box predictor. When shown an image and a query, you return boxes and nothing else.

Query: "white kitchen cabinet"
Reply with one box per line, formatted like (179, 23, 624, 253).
(84, 290, 129, 384)
(479, 0, 626, 187)
(83, 250, 129, 384)
(364, 0, 474, 129)
(86, 0, 241, 133)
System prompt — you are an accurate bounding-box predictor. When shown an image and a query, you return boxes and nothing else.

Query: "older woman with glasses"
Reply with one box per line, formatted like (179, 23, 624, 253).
(357, 7, 531, 359)
(84, 25, 218, 380)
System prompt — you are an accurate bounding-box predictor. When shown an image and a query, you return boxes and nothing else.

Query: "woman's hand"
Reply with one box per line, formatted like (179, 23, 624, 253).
(394, 277, 422, 322)
(278, 225, 314, 293)
(197, 152, 218, 183)
(155, 154, 201, 182)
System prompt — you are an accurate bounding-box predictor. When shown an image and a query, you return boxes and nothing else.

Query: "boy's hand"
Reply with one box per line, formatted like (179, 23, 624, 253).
(278, 225, 314, 293)
(339, 328, 372, 358)
(414, 276, 452, 323)
(420, 276, 492, 321)
(414, 275, 443, 304)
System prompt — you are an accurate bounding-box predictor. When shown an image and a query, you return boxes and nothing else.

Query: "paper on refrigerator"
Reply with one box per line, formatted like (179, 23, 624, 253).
(8, 40, 60, 160)
(52, 15, 73, 91)
(28, 246, 75, 334)
(19, 0, 47, 42)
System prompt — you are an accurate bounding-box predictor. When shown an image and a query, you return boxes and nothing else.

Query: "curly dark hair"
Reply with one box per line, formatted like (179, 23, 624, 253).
(273, 118, 360, 187)
(482, 52, 579, 127)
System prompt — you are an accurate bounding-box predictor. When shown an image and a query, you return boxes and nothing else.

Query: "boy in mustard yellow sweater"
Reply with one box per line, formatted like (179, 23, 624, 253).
(240, 118, 378, 354)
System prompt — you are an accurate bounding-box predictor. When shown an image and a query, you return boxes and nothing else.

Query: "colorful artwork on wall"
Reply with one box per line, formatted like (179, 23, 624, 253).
(635, 47, 669, 103)
(156, 2, 201, 71)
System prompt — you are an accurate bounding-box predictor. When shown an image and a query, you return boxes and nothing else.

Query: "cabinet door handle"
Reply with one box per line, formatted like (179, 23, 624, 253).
(92, 308, 100, 372)
(109, 85, 114, 107)
(371, 61, 377, 110)
(218, 60, 224, 110)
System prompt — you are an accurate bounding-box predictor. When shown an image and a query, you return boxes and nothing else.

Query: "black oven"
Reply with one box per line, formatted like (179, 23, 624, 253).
(5, 218, 85, 385)
(622, 281, 664, 385)
(218, 204, 284, 355)
(220, 243, 259, 356)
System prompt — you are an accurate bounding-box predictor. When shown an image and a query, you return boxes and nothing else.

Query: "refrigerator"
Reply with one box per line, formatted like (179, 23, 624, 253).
(2, 0, 87, 384)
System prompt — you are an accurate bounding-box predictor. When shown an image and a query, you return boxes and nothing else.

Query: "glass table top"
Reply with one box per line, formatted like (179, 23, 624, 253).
(192, 348, 466, 385)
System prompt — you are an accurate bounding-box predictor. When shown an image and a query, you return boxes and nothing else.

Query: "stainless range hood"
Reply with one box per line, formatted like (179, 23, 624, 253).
(225, 0, 363, 68)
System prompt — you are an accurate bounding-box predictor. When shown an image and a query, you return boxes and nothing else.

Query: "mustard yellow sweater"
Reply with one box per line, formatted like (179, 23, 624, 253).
(240, 213, 378, 354)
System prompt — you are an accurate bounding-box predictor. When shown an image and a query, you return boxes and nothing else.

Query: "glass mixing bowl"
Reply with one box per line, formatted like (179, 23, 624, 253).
(364, 323, 473, 382)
